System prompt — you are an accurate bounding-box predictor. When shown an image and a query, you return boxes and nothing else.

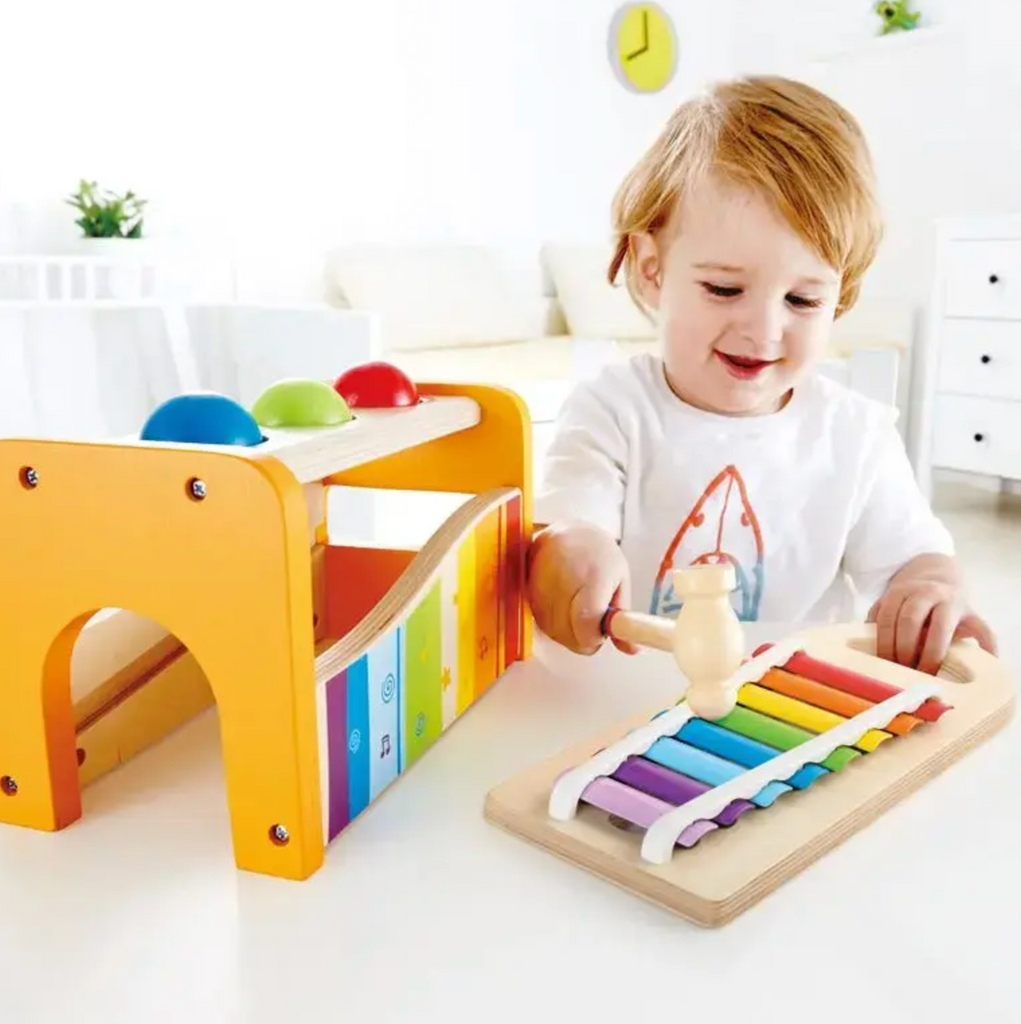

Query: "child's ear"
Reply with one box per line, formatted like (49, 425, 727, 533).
(630, 232, 663, 310)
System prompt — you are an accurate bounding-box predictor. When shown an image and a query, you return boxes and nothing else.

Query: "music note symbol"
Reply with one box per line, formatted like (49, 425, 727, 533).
(380, 734, 391, 758)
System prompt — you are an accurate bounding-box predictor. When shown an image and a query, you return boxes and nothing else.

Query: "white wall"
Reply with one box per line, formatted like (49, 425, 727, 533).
(5, 1, 1017, 312)
(0, 0, 735, 302)
(731, 0, 1021, 310)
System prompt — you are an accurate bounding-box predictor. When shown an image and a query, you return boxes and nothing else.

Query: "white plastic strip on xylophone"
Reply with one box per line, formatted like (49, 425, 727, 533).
(638, 678, 942, 864)
(547, 635, 809, 822)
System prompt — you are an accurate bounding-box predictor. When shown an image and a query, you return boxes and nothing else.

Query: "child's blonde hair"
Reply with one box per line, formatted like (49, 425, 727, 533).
(609, 75, 882, 318)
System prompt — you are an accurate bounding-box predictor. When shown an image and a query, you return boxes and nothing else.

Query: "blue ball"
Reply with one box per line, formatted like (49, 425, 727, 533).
(140, 392, 265, 447)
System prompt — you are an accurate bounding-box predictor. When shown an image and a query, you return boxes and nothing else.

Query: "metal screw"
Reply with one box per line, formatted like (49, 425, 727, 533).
(1, 776, 18, 796)
(20, 467, 38, 489)
(269, 824, 290, 845)
(189, 478, 207, 500)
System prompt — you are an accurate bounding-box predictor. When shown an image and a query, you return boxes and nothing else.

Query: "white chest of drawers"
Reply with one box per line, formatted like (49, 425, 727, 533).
(916, 216, 1021, 497)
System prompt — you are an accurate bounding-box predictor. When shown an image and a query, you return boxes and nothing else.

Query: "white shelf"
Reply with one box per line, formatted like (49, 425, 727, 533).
(809, 25, 947, 65)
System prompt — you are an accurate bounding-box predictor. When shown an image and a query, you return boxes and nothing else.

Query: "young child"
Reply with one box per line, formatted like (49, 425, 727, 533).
(527, 75, 996, 675)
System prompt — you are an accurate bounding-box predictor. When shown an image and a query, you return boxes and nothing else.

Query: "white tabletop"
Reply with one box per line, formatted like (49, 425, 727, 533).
(1, 624, 1018, 1024)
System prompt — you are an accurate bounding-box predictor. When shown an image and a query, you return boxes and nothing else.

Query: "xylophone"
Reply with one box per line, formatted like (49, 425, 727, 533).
(485, 565, 1015, 926)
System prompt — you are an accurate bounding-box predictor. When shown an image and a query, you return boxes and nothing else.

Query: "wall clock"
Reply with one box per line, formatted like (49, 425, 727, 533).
(608, 3, 678, 94)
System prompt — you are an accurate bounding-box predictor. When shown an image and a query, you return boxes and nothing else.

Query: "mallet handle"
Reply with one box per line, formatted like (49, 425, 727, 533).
(601, 607, 674, 653)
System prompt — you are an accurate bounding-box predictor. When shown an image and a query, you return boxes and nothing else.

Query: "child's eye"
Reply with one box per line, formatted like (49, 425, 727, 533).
(786, 293, 824, 309)
(701, 282, 742, 298)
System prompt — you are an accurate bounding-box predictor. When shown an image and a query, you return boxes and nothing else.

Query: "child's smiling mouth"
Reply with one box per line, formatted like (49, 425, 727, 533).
(714, 350, 778, 379)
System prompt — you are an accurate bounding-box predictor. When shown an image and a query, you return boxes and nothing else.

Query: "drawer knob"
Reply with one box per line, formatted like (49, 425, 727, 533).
(981, 354, 991, 364)
(989, 274, 1000, 284)
(974, 432, 985, 442)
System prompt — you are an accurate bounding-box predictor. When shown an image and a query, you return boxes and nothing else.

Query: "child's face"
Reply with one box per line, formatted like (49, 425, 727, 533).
(632, 174, 842, 416)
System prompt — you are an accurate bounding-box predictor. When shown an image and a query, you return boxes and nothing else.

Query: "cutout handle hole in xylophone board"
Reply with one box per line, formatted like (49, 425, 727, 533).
(844, 638, 975, 685)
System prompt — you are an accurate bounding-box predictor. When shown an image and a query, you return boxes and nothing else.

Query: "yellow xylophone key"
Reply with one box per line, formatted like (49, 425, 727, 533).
(737, 683, 892, 752)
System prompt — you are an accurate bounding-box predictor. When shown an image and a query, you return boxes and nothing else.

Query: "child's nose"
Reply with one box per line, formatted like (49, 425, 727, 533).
(738, 301, 786, 351)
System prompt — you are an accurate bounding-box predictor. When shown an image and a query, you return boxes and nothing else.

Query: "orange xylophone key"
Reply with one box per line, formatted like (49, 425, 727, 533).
(758, 668, 925, 736)
(753, 645, 953, 722)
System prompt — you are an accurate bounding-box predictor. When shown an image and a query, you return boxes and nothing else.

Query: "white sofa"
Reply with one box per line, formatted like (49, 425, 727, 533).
(323, 242, 917, 468)
(0, 245, 918, 551)
(0, 301, 379, 442)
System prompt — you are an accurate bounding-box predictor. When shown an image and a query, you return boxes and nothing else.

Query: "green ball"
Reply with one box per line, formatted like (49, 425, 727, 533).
(252, 379, 354, 428)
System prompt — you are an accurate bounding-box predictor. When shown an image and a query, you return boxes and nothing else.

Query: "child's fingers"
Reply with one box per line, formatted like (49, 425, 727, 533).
(525, 559, 581, 652)
(524, 521, 639, 656)
(606, 581, 640, 655)
(872, 591, 906, 662)
(894, 593, 936, 666)
(569, 568, 628, 654)
(953, 612, 999, 656)
(915, 600, 956, 675)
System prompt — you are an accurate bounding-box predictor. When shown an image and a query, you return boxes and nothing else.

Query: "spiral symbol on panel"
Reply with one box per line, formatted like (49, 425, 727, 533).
(381, 672, 396, 704)
(415, 712, 425, 737)
(348, 729, 361, 754)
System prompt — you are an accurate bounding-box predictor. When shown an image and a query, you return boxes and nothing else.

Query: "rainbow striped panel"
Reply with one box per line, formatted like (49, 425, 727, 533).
(456, 529, 477, 715)
(319, 488, 527, 847)
(346, 654, 371, 820)
(321, 654, 373, 839)
(472, 506, 501, 699)
(404, 579, 443, 768)
(440, 540, 460, 730)
(577, 647, 953, 849)
(503, 492, 523, 665)
(368, 626, 402, 798)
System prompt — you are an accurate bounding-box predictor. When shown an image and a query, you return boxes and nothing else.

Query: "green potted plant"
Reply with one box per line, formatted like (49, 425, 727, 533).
(64, 180, 150, 298)
(65, 179, 147, 240)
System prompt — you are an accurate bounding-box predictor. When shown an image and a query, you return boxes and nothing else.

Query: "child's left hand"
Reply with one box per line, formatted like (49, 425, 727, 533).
(867, 554, 997, 674)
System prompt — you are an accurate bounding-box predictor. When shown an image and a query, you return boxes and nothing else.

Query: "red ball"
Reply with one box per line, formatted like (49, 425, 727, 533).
(333, 361, 420, 408)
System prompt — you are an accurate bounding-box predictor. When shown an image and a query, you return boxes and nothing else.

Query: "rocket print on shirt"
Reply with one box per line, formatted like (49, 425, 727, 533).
(649, 465, 765, 621)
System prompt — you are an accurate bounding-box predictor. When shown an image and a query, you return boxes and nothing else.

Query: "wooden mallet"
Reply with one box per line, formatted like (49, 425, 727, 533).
(601, 563, 745, 719)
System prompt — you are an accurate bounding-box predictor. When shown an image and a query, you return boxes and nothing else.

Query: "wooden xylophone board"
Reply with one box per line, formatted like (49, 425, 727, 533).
(484, 624, 1015, 927)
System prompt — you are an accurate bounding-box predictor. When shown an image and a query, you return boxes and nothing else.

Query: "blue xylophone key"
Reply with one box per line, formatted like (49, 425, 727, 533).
(752, 780, 791, 806)
(644, 736, 792, 808)
(677, 718, 831, 791)
(785, 763, 830, 789)
(678, 718, 777, 765)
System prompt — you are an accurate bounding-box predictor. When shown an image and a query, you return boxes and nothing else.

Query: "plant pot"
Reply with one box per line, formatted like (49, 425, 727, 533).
(75, 236, 151, 301)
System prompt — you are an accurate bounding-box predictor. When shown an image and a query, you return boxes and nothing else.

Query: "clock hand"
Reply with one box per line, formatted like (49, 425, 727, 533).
(626, 8, 650, 60)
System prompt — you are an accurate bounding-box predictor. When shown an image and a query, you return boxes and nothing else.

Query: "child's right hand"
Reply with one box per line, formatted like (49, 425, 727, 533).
(525, 520, 639, 656)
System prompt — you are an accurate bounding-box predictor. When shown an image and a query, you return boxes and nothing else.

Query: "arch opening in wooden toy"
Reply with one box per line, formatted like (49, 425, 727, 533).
(66, 608, 215, 796)
(25, 596, 321, 879)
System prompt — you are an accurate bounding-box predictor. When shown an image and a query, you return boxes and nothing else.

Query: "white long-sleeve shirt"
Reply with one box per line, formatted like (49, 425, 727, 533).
(535, 353, 954, 624)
